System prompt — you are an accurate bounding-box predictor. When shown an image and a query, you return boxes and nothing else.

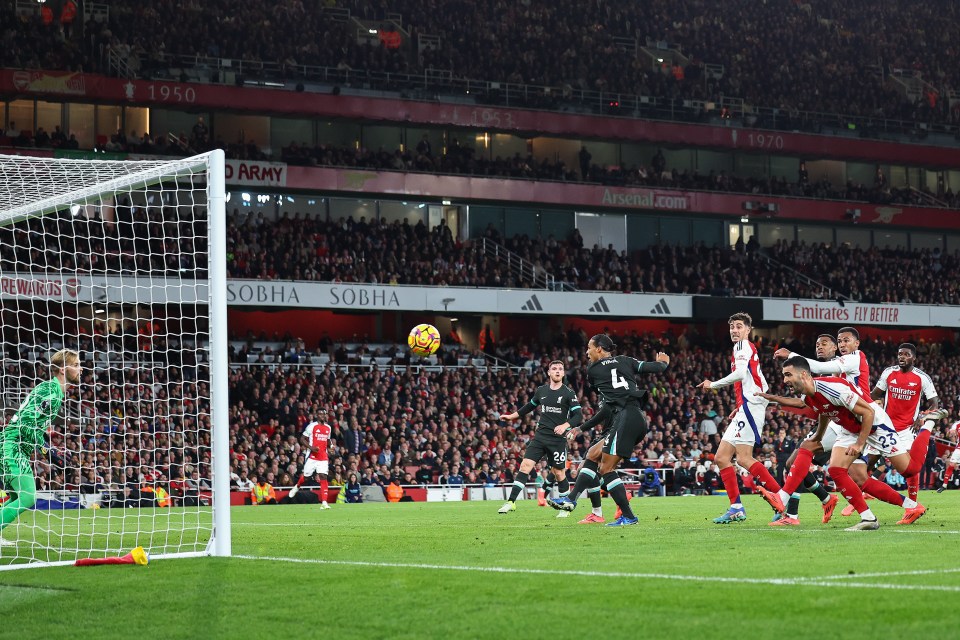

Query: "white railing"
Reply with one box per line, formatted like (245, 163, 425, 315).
(477, 237, 563, 290)
(755, 251, 852, 301)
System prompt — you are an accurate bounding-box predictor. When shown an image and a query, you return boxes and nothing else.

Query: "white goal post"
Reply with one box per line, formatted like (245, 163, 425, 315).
(0, 150, 229, 569)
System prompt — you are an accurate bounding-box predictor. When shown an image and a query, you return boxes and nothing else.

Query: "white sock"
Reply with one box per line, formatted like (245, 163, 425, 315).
(860, 508, 876, 521)
(778, 490, 790, 504)
(732, 502, 743, 510)
(922, 420, 936, 432)
(592, 507, 602, 516)
(903, 498, 918, 509)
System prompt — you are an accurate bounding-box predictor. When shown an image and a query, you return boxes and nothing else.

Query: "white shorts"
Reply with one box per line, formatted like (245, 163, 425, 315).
(303, 459, 329, 477)
(808, 421, 842, 451)
(721, 403, 767, 446)
(834, 424, 904, 458)
(866, 429, 914, 458)
(949, 448, 960, 465)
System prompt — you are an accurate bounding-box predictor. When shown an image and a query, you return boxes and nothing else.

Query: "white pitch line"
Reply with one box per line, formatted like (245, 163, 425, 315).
(807, 567, 960, 581)
(232, 555, 960, 592)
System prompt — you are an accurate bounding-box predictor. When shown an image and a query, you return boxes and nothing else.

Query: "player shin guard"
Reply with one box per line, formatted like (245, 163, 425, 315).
(557, 476, 570, 496)
(587, 486, 602, 509)
(749, 461, 782, 492)
(803, 474, 831, 503)
(829, 466, 869, 515)
(570, 460, 599, 502)
(906, 474, 919, 503)
(320, 478, 329, 503)
(786, 493, 801, 518)
(602, 472, 634, 520)
(508, 472, 530, 502)
(860, 477, 904, 507)
(719, 466, 741, 506)
(904, 430, 931, 477)
(781, 449, 813, 495)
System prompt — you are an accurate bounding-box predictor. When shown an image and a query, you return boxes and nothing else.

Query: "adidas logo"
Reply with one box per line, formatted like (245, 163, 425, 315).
(521, 294, 543, 311)
(649, 298, 672, 315)
(588, 296, 611, 313)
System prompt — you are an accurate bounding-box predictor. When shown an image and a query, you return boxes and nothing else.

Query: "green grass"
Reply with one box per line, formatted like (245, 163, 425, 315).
(3, 493, 960, 639)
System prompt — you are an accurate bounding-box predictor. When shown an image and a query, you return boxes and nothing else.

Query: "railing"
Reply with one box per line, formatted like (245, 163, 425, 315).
(107, 47, 134, 80)
(476, 237, 562, 291)
(139, 53, 960, 143)
(755, 251, 852, 301)
(908, 186, 948, 208)
(230, 360, 527, 374)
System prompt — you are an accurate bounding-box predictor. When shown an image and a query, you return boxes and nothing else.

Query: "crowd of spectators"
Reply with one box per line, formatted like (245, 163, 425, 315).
(223, 329, 959, 497)
(4, 321, 211, 508)
(279, 141, 960, 210)
(4, 0, 960, 128)
(2, 183, 956, 306)
(0, 192, 208, 278)
(7, 319, 957, 504)
(225, 211, 960, 304)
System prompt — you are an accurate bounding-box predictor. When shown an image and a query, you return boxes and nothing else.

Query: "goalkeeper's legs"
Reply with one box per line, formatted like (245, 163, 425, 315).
(1, 469, 37, 531)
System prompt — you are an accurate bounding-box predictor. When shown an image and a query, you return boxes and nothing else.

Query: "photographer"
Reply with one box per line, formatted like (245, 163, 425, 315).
(640, 466, 664, 497)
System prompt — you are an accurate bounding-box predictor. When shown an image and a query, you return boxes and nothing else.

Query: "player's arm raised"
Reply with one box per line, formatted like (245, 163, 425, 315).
(698, 347, 746, 390)
(755, 391, 807, 409)
(500, 400, 536, 422)
(638, 352, 670, 373)
(791, 351, 854, 377)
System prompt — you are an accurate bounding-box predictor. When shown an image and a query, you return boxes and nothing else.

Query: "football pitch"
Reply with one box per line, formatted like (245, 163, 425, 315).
(2, 493, 960, 639)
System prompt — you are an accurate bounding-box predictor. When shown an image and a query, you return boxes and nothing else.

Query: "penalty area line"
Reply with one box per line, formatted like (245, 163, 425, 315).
(232, 555, 960, 592)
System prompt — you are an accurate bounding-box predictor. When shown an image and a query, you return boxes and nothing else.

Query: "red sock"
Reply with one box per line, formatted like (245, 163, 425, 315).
(320, 478, 329, 502)
(749, 461, 782, 492)
(906, 474, 919, 502)
(829, 466, 869, 514)
(945, 466, 955, 485)
(296, 476, 306, 487)
(904, 430, 931, 477)
(720, 466, 741, 506)
(861, 477, 905, 507)
(782, 448, 814, 495)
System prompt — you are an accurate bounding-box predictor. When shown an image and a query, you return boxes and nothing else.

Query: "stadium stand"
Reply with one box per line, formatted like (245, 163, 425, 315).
(3, 0, 960, 130)
(225, 213, 960, 304)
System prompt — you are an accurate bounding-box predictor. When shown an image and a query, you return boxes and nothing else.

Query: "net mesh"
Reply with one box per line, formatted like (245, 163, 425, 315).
(0, 153, 217, 567)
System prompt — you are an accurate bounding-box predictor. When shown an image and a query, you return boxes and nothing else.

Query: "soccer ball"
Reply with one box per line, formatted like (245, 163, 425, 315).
(408, 323, 441, 357)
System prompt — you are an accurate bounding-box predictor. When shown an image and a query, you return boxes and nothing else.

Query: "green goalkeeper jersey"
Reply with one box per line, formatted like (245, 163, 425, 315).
(1, 379, 64, 457)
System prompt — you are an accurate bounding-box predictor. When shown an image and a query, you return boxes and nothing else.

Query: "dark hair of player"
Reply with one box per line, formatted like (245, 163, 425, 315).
(817, 333, 838, 346)
(838, 326, 860, 340)
(899, 343, 917, 356)
(547, 359, 564, 369)
(783, 355, 811, 372)
(590, 334, 616, 352)
(728, 312, 752, 326)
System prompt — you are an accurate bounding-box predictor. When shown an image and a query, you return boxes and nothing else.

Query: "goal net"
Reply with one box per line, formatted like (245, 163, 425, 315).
(0, 150, 229, 569)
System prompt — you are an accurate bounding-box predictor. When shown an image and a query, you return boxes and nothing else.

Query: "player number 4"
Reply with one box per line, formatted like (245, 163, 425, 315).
(611, 370, 630, 389)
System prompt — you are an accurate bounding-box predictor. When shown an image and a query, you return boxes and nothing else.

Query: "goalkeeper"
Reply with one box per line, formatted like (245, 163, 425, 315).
(0, 349, 80, 546)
